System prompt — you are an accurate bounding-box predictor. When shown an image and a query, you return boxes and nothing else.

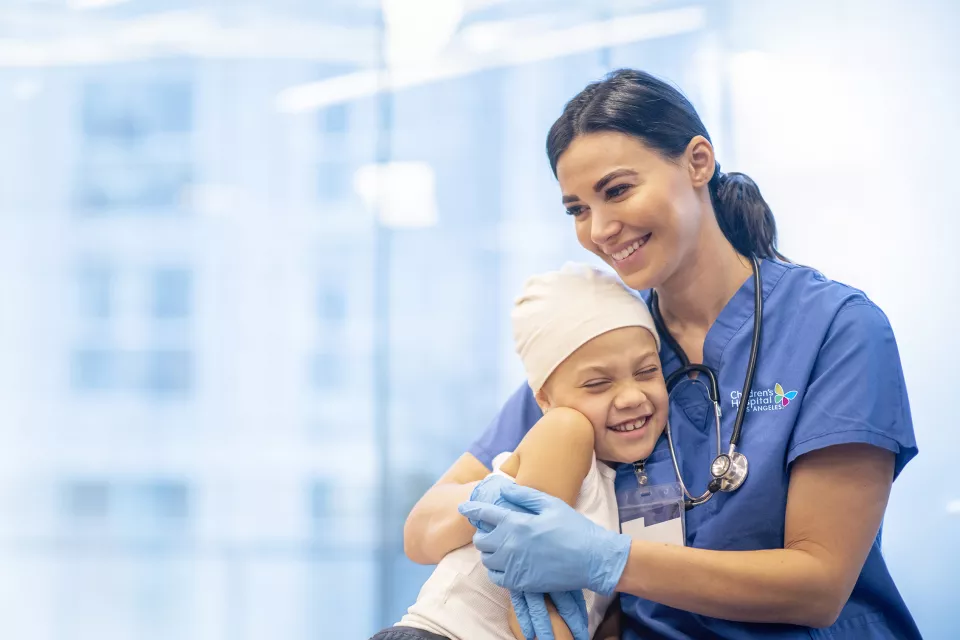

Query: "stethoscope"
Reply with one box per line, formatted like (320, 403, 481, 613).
(635, 256, 763, 510)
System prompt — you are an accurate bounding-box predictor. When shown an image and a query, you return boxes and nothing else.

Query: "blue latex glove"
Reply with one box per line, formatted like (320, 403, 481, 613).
(463, 476, 590, 640)
(464, 475, 518, 532)
(510, 589, 589, 640)
(459, 482, 632, 595)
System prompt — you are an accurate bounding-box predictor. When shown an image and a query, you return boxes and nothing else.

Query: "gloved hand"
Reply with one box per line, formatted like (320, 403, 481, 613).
(462, 476, 589, 640)
(509, 589, 589, 640)
(464, 475, 521, 532)
(459, 483, 632, 596)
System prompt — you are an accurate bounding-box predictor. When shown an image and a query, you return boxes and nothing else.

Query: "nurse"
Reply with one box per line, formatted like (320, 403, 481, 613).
(404, 69, 920, 639)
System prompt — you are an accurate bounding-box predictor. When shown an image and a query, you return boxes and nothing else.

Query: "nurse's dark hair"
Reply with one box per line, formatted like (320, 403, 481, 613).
(546, 69, 785, 261)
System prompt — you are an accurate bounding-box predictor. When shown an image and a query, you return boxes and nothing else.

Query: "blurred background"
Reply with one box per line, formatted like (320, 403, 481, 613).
(0, 0, 957, 638)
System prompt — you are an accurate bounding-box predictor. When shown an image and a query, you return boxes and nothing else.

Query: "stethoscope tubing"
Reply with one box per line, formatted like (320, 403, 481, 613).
(647, 256, 763, 509)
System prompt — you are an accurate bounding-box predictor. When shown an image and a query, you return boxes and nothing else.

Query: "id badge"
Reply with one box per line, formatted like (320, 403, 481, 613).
(617, 481, 685, 546)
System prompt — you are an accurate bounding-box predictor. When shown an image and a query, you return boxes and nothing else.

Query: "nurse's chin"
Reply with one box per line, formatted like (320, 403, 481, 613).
(612, 266, 660, 293)
(612, 255, 671, 292)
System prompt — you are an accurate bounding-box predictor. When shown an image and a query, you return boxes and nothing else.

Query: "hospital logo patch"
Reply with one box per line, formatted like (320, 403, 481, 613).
(774, 383, 798, 407)
(730, 383, 799, 412)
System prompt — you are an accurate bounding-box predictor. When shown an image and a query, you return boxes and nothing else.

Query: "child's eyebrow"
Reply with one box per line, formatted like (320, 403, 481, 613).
(577, 350, 658, 376)
(578, 364, 611, 377)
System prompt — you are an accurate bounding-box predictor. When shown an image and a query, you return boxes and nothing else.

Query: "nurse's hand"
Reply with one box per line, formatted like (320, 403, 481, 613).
(462, 477, 590, 639)
(462, 475, 519, 532)
(510, 590, 589, 640)
(459, 483, 632, 595)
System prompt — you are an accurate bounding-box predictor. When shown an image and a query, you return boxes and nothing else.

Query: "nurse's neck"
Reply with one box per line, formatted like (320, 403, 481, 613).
(656, 223, 754, 353)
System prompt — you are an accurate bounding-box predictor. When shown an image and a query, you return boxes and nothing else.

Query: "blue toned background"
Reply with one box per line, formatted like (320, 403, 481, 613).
(0, 0, 956, 638)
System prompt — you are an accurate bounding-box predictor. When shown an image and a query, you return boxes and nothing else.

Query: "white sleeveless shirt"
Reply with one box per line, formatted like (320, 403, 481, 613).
(397, 451, 619, 640)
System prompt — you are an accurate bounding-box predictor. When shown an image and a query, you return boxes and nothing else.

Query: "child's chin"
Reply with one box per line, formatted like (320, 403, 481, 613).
(604, 442, 655, 465)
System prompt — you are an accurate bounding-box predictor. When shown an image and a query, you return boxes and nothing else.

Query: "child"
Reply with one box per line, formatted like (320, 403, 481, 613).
(372, 263, 669, 640)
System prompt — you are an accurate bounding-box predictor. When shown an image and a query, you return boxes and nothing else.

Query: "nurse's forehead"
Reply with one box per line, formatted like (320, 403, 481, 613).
(556, 132, 659, 189)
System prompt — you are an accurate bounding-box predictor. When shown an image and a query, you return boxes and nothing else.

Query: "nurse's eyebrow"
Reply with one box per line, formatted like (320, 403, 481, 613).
(593, 169, 638, 193)
(561, 168, 638, 205)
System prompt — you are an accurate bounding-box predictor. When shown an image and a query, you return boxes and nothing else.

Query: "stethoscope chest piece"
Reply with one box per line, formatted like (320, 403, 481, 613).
(711, 451, 749, 492)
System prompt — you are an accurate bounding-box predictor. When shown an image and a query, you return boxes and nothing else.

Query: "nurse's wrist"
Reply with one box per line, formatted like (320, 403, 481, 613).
(613, 538, 667, 600)
(588, 531, 633, 596)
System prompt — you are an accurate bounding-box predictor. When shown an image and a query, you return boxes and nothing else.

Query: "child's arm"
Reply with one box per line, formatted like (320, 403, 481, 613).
(593, 595, 621, 640)
(496, 407, 596, 640)
(507, 599, 575, 640)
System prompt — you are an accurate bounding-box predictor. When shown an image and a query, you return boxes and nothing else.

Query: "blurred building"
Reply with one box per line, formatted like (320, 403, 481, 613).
(0, 0, 956, 639)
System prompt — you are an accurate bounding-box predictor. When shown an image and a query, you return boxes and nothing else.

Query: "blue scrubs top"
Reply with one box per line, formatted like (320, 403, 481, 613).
(468, 260, 920, 640)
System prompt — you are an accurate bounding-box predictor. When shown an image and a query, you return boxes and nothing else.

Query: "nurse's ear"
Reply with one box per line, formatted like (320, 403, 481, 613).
(684, 135, 716, 188)
(534, 388, 554, 413)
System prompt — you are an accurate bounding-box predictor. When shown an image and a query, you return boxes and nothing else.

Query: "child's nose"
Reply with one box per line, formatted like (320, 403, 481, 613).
(614, 382, 647, 410)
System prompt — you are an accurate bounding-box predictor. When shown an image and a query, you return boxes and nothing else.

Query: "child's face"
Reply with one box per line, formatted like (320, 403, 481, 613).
(537, 326, 668, 464)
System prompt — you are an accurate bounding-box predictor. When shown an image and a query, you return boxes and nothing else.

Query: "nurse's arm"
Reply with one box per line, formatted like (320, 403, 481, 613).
(615, 443, 894, 628)
(403, 453, 489, 565)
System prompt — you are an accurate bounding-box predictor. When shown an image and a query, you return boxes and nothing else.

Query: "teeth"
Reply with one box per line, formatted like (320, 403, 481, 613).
(610, 417, 647, 432)
(611, 237, 647, 261)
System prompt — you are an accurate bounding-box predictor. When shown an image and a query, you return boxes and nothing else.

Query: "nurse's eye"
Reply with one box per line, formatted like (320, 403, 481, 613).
(605, 184, 632, 199)
(565, 204, 587, 217)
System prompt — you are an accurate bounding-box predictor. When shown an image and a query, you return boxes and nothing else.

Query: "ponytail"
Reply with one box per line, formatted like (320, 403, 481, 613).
(708, 165, 785, 261)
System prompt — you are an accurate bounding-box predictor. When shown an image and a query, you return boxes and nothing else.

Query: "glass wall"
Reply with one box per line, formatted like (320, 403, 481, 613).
(0, 0, 956, 638)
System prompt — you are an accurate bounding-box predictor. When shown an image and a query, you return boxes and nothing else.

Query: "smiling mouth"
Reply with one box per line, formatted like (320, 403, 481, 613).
(608, 416, 647, 432)
(609, 233, 651, 262)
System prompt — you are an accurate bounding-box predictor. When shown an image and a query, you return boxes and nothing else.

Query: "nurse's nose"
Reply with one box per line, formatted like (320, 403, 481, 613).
(590, 206, 623, 247)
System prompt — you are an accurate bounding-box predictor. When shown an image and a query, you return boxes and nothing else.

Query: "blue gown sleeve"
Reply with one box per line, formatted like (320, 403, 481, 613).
(787, 300, 918, 478)
(467, 383, 543, 469)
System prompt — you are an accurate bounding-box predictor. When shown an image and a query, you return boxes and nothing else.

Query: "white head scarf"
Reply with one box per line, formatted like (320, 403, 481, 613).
(512, 262, 660, 393)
